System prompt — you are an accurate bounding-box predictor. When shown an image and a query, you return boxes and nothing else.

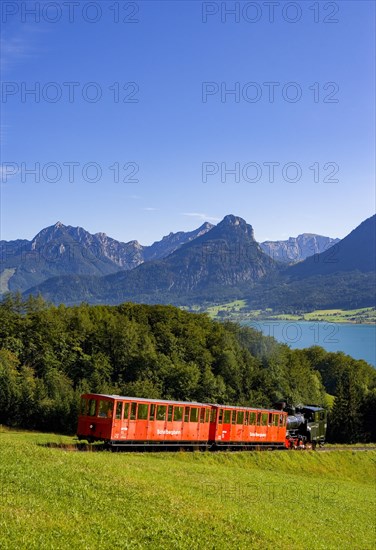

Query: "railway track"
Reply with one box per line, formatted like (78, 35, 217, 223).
(317, 446, 376, 452)
(41, 442, 376, 452)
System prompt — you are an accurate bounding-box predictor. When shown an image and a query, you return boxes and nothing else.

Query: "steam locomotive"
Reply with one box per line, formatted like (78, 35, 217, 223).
(274, 401, 327, 449)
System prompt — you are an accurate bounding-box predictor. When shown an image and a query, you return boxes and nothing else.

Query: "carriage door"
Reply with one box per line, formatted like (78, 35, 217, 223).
(112, 401, 123, 440)
(221, 409, 232, 442)
(120, 401, 130, 441)
(128, 402, 138, 440)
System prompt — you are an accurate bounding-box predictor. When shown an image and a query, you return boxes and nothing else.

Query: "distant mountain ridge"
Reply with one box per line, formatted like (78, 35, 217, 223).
(22, 214, 279, 305)
(144, 222, 214, 262)
(287, 215, 376, 278)
(260, 234, 340, 264)
(3, 214, 374, 311)
(104, 214, 279, 296)
(0, 221, 214, 293)
(1, 218, 337, 295)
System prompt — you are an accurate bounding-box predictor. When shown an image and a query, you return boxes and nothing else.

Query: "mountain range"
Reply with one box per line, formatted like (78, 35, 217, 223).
(1, 214, 375, 310)
(0, 221, 214, 294)
(0, 219, 338, 294)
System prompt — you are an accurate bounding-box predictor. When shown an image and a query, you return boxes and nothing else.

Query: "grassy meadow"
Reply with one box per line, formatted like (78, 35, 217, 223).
(0, 429, 375, 549)
(201, 304, 376, 324)
(264, 307, 376, 324)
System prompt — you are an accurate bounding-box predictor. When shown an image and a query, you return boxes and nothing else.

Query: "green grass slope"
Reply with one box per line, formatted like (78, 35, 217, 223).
(0, 430, 375, 549)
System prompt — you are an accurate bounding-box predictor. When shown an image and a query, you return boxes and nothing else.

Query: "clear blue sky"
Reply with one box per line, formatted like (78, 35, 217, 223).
(1, 0, 375, 245)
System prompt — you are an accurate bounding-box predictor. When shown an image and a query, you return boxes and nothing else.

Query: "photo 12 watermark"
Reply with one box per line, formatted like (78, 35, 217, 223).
(201, 481, 340, 503)
(201, 2, 340, 24)
(1, 82, 140, 104)
(201, 161, 339, 184)
(249, 321, 340, 345)
(202, 81, 339, 104)
(1, 161, 140, 184)
(1, 1, 140, 24)
(201, 241, 340, 265)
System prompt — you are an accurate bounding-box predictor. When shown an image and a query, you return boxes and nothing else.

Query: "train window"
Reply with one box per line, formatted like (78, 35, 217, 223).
(244, 412, 249, 425)
(205, 409, 210, 423)
(98, 401, 106, 418)
(184, 407, 190, 422)
(211, 409, 217, 422)
(273, 415, 279, 427)
(174, 406, 183, 421)
(80, 398, 87, 415)
(199, 409, 205, 423)
(237, 411, 244, 425)
(249, 412, 256, 425)
(123, 403, 129, 420)
(149, 404, 156, 421)
(218, 409, 223, 424)
(157, 405, 166, 421)
(137, 403, 148, 420)
(98, 400, 113, 418)
(231, 411, 236, 425)
(223, 410, 231, 424)
(115, 402, 122, 420)
(319, 411, 326, 421)
(261, 413, 268, 426)
(130, 402, 137, 420)
(167, 405, 173, 422)
(268, 413, 273, 426)
(88, 399, 97, 416)
(257, 413, 262, 426)
(190, 408, 198, 422)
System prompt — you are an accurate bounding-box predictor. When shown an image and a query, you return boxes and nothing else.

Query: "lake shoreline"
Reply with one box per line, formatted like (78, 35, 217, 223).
(240, 320, 376, 367)
(237, 317, 376, 325)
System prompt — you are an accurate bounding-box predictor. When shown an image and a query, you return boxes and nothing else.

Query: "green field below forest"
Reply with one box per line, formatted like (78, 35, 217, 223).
(202, 304, 376, 324)
(0, 429, 375, 549)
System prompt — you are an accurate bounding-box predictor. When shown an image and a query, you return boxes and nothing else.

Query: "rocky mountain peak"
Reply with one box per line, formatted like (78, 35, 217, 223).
(198, 222, 214, 232)
(217, 215, 255, 240)
(221, 214, 243, 225)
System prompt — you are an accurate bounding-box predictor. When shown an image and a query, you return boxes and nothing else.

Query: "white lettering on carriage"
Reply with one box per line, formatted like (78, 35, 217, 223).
(157, 429, 181, 436)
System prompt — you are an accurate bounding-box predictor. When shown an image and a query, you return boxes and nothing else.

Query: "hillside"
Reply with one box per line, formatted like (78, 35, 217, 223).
(1, 297, 375, 443)
(1, 430, 374, 550)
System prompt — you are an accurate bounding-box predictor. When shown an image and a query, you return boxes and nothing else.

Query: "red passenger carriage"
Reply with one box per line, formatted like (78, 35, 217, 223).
(78, 394, 211, 449)
(78, 394, 288, 450)
(209, 404, 287, 449)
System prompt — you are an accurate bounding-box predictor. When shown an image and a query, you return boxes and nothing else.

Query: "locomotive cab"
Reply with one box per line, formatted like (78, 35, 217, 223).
(302, 406, 327, 446)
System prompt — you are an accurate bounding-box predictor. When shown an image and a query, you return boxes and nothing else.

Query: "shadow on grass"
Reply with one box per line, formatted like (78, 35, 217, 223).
(37, 442, 206, 453)
(38, 442, 107, 452)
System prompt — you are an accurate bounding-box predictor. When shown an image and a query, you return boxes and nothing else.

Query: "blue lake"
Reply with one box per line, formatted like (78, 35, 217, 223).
(241, 321, 376, 367)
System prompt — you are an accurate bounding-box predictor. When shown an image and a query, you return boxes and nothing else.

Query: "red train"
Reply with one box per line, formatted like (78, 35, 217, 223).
(77, 393, 288, 450)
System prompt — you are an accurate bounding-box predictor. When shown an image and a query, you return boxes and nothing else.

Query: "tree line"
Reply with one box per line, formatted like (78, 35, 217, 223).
(0, 293, 375, 442)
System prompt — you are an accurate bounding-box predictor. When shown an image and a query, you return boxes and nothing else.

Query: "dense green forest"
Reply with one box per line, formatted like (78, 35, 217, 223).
(0, 294, 375, 442)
